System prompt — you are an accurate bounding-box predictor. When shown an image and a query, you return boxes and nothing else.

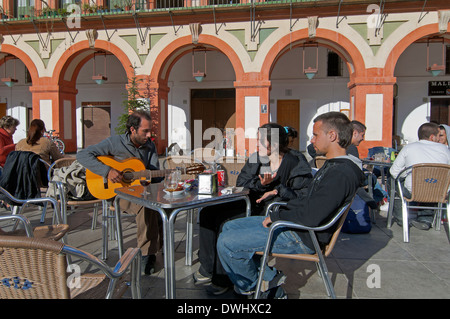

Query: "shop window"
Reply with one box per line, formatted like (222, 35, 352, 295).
(327, 51, 342, 77)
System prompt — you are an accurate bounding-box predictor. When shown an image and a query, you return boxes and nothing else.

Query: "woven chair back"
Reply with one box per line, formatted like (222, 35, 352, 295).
(409, 163, 450, 203)
(0, 236, 69, 299)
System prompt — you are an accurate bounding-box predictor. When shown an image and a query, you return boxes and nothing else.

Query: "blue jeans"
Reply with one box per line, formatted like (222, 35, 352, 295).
(217, 216, 314, 293)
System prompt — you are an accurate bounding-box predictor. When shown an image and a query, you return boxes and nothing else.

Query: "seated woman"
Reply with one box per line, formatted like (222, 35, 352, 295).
(196, 122, 313, 295)
(0, 115, 20, 168)
(16, 119, 64, 165)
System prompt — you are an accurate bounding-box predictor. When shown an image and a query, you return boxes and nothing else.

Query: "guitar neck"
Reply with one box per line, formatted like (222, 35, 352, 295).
(131, 167, 185, 180)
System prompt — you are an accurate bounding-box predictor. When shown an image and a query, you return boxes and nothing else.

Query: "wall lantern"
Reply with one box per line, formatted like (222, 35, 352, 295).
(92, 51, 108, 85)
(1, 55, 18, 87)
(426, 37, 445, 77)
(302, 42, 319, 80)
(192, 46, 207, 82)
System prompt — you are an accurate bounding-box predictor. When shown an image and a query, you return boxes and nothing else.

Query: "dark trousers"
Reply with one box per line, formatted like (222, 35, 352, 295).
(198, 200, 248, 287)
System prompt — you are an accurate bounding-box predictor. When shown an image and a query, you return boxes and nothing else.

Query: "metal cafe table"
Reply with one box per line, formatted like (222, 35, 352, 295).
(113, 183, 251, 299)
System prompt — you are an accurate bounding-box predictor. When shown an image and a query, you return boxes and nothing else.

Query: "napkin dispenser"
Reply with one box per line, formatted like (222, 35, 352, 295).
(198, 173, 218, 194)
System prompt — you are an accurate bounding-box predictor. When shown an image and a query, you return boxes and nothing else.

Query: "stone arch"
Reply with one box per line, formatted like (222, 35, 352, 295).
(260, 28, 366, 81)
(0, 44, 40, 85)
(52, 39, 135, 87)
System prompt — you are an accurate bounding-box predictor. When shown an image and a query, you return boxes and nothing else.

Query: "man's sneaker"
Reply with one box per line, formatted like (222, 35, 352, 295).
(193, 270, 212, 284)
(205, 283, 230, 296)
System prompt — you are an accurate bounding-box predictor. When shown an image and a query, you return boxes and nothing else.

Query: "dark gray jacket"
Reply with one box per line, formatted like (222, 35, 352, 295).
(76, 133, 160, 180)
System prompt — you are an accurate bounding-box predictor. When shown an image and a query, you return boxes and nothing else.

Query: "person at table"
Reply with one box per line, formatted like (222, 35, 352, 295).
(438, 124, 449, 148)
(16, 119, 64, 165)
(77, 110, 162, 275)
(217, 111, 365, 298)
(196, 122, 313, 295)
(347, 120, 386, 208)
(389, 122, 450, 230)
(347, 120, 365, 158)
(0, 115, 19, 169)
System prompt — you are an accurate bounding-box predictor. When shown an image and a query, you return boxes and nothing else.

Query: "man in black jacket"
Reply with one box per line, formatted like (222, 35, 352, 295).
(217, 111, 366, 298)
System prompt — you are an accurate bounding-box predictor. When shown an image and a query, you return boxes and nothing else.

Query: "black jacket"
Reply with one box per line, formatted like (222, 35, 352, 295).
(270, 157, 365, 250)
(236, 150, 313, 215)
(0, 151, 48, 204)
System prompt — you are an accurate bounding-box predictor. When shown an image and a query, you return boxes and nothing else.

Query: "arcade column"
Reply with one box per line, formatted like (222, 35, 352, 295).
(143, 78, 169, 155)
(233, 73, 271, 157)
(30, 82, 78, 153)
(348, 70, 397, 157)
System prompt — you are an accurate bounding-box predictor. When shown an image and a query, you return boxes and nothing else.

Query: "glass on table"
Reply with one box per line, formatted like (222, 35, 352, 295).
(164, 169, 181, 192)
(140, 176, 151, 196)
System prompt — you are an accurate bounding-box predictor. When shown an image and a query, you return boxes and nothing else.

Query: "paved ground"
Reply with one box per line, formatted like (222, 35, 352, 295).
(5, 201, 449, 300)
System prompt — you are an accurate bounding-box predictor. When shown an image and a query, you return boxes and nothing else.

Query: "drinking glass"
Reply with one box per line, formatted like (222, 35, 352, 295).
(164, 170, 180, 192)
(140, 176, 151, 196)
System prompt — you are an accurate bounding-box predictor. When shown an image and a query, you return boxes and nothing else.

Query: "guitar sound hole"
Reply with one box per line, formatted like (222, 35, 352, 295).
(122, 171, 134, 183)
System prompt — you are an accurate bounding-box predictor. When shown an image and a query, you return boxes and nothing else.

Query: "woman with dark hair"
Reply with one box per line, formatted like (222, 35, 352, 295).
(196, 122, 313, 295)
(0, 115, 19, 167)
(16, 119, 64, 165)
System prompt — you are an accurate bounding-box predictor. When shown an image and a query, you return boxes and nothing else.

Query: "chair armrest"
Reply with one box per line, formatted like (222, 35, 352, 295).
(62, 246, 141, 279)
(0, 215, 34, 237)
(264, 201, 287, 217)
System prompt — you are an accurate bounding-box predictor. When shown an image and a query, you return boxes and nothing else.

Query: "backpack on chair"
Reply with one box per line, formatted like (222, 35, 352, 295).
(341, 194, 372, 234)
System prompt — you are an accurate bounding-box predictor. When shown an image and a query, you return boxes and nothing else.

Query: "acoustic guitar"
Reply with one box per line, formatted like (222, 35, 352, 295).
(85, 156, 205, 200)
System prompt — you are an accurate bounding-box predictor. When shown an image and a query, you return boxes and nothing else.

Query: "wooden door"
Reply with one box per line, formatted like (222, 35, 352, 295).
(191, 89, 235, 148)
(0, 103, 6, 118)
(277, 99, 300, 150)
(82, 106, 111, 148)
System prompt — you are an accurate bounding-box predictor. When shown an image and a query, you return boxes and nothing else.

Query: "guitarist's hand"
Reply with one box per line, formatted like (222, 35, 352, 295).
(107, 168, 123, 183)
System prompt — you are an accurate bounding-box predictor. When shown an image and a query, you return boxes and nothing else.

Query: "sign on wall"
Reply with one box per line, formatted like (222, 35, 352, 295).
(428, 81, 450, 96)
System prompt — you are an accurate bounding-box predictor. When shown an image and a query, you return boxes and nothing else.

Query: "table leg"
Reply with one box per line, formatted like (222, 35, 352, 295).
(101, 200, 108, 260)
(185, 209, 194, 266)
(113, 197, 124, 258)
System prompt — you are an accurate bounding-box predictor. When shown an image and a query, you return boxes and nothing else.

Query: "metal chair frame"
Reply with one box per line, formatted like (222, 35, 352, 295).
(388, 163, 450, 243)
(254, 200, 353, 299)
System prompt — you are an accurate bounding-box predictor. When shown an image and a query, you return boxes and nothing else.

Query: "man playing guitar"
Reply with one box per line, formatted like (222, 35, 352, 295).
(77, 110, 162, 275)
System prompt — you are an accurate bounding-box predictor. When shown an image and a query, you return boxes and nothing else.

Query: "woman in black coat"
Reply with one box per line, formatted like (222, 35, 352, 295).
(196, 123, 313, 295)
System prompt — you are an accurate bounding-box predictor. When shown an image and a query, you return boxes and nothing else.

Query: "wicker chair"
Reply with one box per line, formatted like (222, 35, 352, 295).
(216, 156, 247, 186)
(254, 199, 353, 299)
(47, 158, 117, 259)
(388, 163, 450, 243)
(0, 235, 141, 299)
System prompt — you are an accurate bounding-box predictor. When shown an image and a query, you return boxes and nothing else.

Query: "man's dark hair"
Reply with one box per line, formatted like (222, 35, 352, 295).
(351, 120, 366, 133)
(418, 122, 439, 140)
(126, 110, 152, 134)
(314, 111, 353, 149)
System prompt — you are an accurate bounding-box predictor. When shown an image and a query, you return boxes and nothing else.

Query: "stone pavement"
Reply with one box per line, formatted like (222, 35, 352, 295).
(5, 201, 450, 300)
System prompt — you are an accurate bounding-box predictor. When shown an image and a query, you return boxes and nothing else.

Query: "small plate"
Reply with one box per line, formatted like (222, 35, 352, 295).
(163, 189, 185, 196)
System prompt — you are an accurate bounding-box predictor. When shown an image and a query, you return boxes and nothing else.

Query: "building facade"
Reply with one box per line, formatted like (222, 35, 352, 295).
(0, 0, 449, 156)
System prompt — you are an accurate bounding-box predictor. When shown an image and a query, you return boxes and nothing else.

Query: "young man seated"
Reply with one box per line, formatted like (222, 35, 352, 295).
(216, 111, 366, 298)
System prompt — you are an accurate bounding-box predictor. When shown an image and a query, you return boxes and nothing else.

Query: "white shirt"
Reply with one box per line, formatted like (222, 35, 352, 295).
(389, 140, 450, 191)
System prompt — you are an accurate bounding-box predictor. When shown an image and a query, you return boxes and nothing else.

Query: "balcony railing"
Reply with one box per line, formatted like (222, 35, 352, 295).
(1, 0, 326, 20)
